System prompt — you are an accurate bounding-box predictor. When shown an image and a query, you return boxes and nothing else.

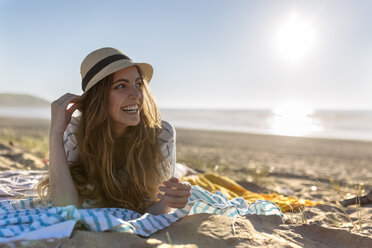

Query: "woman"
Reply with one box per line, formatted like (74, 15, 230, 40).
(38, 47, 191, 215)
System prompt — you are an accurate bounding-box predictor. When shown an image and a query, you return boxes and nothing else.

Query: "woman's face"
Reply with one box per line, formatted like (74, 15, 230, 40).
(108, 66, 144, 137)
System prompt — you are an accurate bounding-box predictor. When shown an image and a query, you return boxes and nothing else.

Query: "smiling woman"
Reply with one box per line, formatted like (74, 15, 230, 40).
(37, 47, 191, 215)
(274, 12, 316, 64)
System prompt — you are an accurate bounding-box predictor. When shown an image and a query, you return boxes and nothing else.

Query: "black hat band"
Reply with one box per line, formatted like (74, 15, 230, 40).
(82, 54, 130, 91)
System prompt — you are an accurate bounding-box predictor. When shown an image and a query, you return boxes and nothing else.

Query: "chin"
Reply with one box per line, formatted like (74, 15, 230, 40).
(125, 119, 141, 127)
(128, 121, 140, 127)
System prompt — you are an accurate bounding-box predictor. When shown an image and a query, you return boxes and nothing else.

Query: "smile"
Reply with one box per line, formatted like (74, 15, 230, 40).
(120, 104, 139, 113)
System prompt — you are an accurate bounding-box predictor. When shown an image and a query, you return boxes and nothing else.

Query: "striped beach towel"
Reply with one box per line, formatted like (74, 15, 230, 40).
(0, 185, 282, 243)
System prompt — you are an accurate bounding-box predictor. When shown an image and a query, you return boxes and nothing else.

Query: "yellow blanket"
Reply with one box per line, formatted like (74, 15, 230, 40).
(182, 172, 321, 212)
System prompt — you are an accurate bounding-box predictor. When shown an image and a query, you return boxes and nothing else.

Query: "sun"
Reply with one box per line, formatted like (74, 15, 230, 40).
(275, 13, 316, 64)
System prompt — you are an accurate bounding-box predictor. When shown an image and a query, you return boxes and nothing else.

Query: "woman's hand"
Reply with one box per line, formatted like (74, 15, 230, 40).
(48, 93, 82, 208)
(50, 93, 82, 135)
(157, 177, 192, 209)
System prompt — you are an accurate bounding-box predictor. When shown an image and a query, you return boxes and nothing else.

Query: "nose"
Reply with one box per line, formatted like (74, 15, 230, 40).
(128, 85, 142, 99)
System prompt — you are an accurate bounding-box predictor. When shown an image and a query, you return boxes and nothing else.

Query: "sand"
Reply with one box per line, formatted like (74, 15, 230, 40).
(0, 116, 371, 247)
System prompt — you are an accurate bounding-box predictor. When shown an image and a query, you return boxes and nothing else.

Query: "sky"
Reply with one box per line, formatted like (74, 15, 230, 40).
(0, 0, 371, 110)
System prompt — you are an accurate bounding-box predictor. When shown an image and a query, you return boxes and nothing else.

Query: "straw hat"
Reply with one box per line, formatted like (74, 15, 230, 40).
(80, 47, 153, 92)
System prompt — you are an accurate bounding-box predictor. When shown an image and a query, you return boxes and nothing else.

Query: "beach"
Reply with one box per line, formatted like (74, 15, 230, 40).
(0, 116, 371, 247)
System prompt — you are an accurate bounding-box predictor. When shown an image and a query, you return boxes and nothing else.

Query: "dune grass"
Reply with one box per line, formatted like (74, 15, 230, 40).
(0, 127, 49, 158)
(321, 181, 366, 233)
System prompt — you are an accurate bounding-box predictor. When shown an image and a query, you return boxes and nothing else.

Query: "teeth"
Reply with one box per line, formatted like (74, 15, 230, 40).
(121, 105, 138, 112)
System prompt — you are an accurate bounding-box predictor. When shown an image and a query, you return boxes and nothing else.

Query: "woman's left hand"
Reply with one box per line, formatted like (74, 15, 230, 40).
(157, 177, 192, 209)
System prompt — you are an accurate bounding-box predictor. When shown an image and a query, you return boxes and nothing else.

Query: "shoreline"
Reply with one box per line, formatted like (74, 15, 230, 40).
(1, 116, 372, 143)
(178, 126, 372, 144)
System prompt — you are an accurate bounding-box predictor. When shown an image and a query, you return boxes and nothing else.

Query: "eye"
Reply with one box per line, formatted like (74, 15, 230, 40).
(114, 84, 125, 89)
(136, 81, 143, 88)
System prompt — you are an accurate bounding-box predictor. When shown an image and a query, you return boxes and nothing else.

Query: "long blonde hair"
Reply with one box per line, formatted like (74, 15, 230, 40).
(38, 67, 167, 213)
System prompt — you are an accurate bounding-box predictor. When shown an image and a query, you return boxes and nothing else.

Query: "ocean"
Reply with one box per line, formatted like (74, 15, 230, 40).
(1, 107, 372, 141)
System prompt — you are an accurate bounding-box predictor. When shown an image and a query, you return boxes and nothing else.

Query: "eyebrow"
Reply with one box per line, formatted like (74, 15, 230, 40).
(112, 77, 142, 84)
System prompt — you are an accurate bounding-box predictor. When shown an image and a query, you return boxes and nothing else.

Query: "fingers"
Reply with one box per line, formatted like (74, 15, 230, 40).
(66, 102, 82, 115)
(162, 178, 191, 191)
(169, 177, 179, 182)
(52, 93, 81, 109)
(158, 179, 192, 209)
(50, 93, 82, 134)
(158, 186, 191, 197)
(157, 193, 189, 209)
(52, 93, 82, 118)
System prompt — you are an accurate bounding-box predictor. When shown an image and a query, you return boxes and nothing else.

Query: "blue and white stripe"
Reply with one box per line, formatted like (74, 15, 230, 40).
(0, 186, 282, 242)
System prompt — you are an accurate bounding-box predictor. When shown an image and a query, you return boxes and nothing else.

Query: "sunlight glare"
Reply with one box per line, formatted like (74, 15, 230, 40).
(270, 103, 322, 137)
(275, 13, 316, 64)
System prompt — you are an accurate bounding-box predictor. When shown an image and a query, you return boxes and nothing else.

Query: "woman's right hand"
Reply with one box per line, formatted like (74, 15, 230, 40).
(50, 93, 82, 135)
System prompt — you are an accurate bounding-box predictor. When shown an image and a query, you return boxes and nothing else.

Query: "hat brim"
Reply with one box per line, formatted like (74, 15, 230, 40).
(83, 60, 153, 93)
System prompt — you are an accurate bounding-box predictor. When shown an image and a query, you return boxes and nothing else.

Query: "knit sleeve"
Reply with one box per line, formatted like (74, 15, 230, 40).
(158, 120, 176, 178)
(63, 116, 80, 165)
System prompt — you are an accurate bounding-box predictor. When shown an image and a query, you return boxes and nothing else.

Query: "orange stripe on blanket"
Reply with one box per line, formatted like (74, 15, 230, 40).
(182, 172, 322, 212)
